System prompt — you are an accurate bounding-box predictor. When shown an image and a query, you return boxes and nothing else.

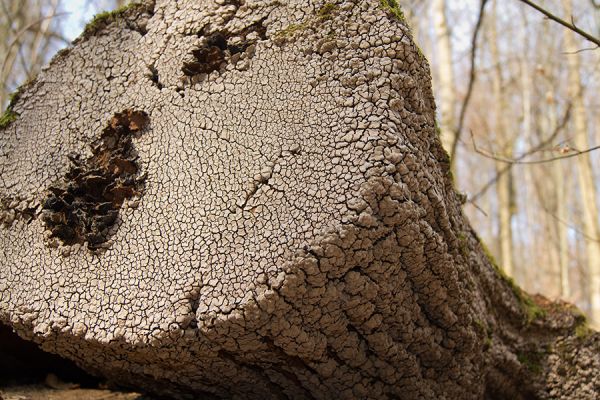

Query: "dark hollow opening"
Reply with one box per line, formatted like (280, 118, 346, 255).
(0, 322, 100, 388)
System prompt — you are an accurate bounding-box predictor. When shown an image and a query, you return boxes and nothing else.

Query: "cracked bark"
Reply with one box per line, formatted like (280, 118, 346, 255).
(0, 1, 598, 400)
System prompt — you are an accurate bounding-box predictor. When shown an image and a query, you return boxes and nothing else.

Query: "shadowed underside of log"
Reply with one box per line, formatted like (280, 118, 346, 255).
(0, 1, 598, 399)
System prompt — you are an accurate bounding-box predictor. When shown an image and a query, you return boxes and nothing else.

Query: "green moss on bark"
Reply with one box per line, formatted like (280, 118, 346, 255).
(82, 1, 149, 39)
(276, 3, 340, 40)
(275, 22, 310, 38)
(479, 239, 546, 324)
(517, 350, 544, 375)
(318, 3, 339, 19)
(0, 79, 33, 130)
(379, 0, 405, 22)
(0, 110, 17, 129)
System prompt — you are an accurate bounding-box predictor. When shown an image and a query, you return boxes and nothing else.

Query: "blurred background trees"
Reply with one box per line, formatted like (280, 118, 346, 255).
(1, 0, 599, 325)
(403, 0, 599, 326)
(0, 0, 129, 106)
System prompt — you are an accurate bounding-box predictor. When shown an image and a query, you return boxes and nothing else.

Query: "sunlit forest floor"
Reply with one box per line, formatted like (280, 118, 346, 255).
(1, 383, 142, 400)
(0, 324, 150, 400)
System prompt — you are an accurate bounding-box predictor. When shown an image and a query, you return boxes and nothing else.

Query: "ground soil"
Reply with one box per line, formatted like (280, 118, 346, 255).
(0, 323, 150, 400)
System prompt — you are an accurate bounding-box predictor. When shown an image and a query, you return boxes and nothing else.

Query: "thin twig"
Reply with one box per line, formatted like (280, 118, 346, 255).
(451, 0, 489, 161)
(0, 11, 69, 85)
(562, 46, 599, 54)
(517, 0, 600, 47)
(471, 130, 600, 165)
(469, 104, 571, 203)
(538, 200, 600, 242)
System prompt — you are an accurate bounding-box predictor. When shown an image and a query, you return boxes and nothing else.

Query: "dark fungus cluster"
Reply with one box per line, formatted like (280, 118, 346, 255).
(182, 20, 267, 76)
(41, 110, 149, 249)
(182, 32, 230, 76)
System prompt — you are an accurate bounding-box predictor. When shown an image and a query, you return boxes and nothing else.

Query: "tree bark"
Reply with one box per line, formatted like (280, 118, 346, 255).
(562, 0, 600, 328)
(0, 1, 598, 399)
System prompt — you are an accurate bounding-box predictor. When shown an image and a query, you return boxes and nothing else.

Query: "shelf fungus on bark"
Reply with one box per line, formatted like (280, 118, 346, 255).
(182, 20, 267, 78)
(41, 109, 148, 249)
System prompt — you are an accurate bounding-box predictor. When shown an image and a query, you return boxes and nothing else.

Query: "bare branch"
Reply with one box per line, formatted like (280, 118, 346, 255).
(471, 129, 600, 165)
(0, 11, 69, 89)
(538, 200, 600, 242)
(451, 0, 489, 160)
(517, 0, 600, 47)
(469, 104, 572, 203)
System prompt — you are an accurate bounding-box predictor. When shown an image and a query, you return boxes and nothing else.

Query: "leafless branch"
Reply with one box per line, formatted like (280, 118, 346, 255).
(471, 129, 600, 165)
(538, 200, 600, 242)
(0, 11, 69, 88)
(517, 0, 600, 47)
(451, 0, 489, 161)
(562, 46, 599, 54)
(469, 104, 571, 203)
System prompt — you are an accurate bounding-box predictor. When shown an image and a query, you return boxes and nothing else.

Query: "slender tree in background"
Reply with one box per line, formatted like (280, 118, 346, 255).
(0, 0, 64, 108)
(562, 0, 600, 327)
(489, 0, 516, 278)
(432, 0, 457, 163)
(551, 107, 571, 299)
(0, 0, 130, 108)
(397, 0, 598, 323)
(523, 10, 570, 299)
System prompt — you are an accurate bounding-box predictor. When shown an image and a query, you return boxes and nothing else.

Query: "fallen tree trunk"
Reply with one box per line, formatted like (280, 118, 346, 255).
(0, 1, 597, 399)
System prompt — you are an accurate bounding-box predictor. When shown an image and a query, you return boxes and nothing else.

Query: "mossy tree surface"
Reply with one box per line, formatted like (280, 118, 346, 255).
(379, 0, 405, 22)
(0, 1, 598, 399)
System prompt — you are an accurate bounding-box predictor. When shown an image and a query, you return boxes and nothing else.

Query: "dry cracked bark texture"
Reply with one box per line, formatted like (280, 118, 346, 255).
(0, 1, 598, 399)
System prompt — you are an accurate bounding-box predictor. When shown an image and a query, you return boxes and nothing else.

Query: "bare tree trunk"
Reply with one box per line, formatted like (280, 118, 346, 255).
(555, 160, 571, 298)
(546, 94, 571, 298)
(562, 0, 600, 327)
(489, 1, 515, 277)
(432, 0, 457, 163)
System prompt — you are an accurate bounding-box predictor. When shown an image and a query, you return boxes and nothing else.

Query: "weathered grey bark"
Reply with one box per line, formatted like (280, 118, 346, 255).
(0, 1, 598, 399)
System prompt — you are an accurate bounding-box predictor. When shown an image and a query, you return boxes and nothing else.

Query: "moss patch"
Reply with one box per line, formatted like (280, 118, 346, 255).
(474, 318, 493, 350)
(0, 79, 33, 130)
(479, 239, 546, 324)
(82, 1, 150, 39)
(318, 3, 339, 19)
(0, 110, 17, 129)
(521, 294, 547, 324)
(379, 0, 405, 22)
(457, 232, 469, 257)
(573, 309, 592, 339)
(517, 350, 544, 375)
(575, 322, 592, 339)
(275, 22, 310, 38)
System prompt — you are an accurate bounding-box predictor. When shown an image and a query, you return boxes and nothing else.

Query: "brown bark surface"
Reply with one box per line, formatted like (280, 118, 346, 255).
(0, 1, 598, 399)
